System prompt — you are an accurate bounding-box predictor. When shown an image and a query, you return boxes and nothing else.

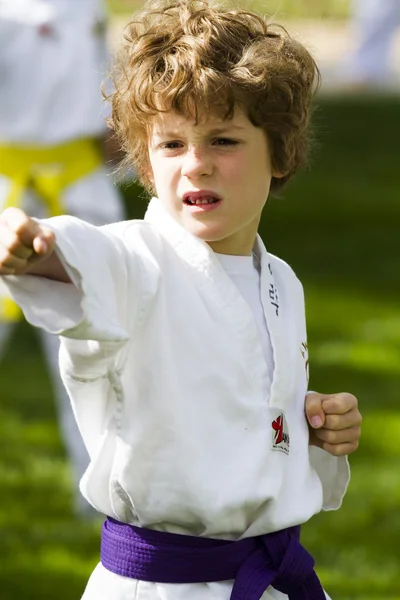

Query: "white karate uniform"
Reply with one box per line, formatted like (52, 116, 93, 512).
(347, 0, 400, 84)
(3, 198, 349, 599)
(0, 0, 124, 512)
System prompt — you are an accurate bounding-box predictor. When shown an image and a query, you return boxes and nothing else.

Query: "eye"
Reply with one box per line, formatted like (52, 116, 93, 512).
(161, 141, 184, 150)
(212, 138, 239, 146)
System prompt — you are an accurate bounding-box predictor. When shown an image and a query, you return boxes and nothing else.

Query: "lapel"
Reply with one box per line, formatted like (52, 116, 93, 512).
(144, 198, 267, 382)
(254, 236, 293, 410)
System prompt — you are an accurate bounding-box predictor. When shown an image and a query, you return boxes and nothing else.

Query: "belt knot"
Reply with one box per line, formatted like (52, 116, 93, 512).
(262, 530, 316, 594)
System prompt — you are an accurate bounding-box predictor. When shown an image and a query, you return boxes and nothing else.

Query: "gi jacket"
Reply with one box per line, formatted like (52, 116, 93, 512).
(4, 198, 349, 599)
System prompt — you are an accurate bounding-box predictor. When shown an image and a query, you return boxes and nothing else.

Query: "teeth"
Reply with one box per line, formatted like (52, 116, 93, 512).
(187, 197, 217, 205)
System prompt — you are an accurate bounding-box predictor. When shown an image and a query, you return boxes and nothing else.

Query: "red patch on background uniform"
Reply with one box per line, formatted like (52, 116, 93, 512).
(38, 23, 53, 37)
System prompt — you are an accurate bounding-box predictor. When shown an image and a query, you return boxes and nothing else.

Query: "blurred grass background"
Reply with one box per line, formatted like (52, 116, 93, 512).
(109, 0, 351, 19)
(1, 0, 400, 587)
(1, 95, 399, 599)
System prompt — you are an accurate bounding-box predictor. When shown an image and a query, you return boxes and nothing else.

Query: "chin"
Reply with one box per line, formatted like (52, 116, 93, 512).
(188, 226, 226, 243)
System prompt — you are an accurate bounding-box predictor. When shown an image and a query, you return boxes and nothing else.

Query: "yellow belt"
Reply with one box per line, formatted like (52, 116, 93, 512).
(0, 138, 102, 322)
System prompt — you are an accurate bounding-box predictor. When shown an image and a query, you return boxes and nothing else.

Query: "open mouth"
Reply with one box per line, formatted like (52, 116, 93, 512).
(183, 196, 220, 206)
(183, 191, 222, 207)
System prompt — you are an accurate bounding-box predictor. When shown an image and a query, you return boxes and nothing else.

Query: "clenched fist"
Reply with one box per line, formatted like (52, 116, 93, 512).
(305, 392, 362, 457)
(0, 207, 69, 282)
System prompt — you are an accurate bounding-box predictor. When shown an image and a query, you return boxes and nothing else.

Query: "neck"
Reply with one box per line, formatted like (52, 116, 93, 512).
(207, 235, 256, 256)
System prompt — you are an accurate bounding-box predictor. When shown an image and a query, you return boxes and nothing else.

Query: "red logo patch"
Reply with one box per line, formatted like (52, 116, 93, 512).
(271, 411, 290, 454)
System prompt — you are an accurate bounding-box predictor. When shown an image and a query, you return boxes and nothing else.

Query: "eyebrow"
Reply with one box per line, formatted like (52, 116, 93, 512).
(153, 125, 246, 138)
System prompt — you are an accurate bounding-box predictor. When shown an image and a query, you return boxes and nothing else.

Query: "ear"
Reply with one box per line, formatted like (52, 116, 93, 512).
(271, 168, 287, 179)
(269, 153, 287, 180)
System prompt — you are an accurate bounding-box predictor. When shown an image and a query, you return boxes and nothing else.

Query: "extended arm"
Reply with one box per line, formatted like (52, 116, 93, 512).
(0, 206, 133, 343)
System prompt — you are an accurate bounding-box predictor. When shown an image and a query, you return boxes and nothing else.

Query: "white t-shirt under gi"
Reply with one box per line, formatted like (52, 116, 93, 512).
(3, 197, 350, 600)
(215, 252, 274, 395)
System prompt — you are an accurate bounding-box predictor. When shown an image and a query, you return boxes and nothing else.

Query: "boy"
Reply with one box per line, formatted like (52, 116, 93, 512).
(0, 1, 361, 598)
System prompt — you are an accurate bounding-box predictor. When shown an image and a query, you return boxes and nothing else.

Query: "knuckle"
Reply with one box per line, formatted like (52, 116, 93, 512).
(7, 232, 22, 253)
(3, 206, 23, 223)
(325, 430, 338, 444)
(0, 244, 26, 272)
(349, 423, 360, 436)
(13, 214, 31, 235)
(0, 257, 14, 271)
(1, 207, 16, 219)
(346, 442, 358, 455)
(325, 414, 340, 430)
(317, 428, 335, 444)
(326, 397, 342, 413)
(328, 392, 358, 415)
(0, 259, 14, 272)
(341, 392, 357, 406)
(325, 443, 341, 457)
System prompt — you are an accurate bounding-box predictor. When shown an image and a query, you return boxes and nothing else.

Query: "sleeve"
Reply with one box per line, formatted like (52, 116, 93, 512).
(309, 447, 350, 511)
(275, 260, 352, 513)
(2, 216, 135, 343)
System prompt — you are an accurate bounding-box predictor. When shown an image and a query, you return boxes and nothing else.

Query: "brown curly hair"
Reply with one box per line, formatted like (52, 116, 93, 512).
(110, 0, 320, 193)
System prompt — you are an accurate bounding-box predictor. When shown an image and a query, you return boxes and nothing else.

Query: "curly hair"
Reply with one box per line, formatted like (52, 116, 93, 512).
(110, 0, 320, 193)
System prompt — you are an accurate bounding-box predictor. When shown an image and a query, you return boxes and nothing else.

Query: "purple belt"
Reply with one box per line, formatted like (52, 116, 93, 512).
(101, 517, 326, 599)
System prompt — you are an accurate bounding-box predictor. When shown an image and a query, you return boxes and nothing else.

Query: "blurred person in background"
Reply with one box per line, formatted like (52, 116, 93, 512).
(346, 0, 400, 89)
(0, 0, 125, 517)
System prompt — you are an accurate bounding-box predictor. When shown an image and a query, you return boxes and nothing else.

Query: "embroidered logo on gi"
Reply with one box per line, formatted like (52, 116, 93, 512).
(267, 263, 279, 317)
(271, 410, 290, 454)
(300, 341, 309, 382)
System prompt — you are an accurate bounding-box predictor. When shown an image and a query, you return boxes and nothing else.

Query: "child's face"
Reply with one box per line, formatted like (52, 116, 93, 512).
(148, 107, 279, 255)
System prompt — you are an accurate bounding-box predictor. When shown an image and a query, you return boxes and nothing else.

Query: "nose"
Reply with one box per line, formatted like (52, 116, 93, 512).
(181, 147, 213, 178)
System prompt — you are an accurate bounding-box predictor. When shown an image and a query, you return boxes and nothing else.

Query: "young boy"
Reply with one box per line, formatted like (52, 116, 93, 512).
(0, 1, 361, 598)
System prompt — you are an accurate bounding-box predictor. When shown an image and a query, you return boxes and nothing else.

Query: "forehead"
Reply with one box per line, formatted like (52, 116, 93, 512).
(149, 107, 252, 137)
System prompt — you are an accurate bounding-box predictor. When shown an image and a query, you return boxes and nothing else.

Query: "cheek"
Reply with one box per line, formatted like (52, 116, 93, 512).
(149, 158, 166, 191)
(147, 153, 157, 182)
(151, 159, 182, 201)
(152, 157, 178, 185)
(220, 156, 247, 182)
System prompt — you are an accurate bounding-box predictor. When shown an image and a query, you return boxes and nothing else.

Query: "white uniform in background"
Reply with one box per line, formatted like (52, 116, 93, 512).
(347, 0, 400, 85)
(3, 198, 349, 599)
(0, 0, 124, 514)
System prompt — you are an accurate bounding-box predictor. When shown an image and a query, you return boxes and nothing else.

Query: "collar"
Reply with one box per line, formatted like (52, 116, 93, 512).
(144, 196, 267, 285)
(144, 197, 292, 408)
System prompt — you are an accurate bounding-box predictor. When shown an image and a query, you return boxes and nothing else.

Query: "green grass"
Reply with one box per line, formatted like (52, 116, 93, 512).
(1, 96, 399, 598)
(109, 0, 351, 19)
